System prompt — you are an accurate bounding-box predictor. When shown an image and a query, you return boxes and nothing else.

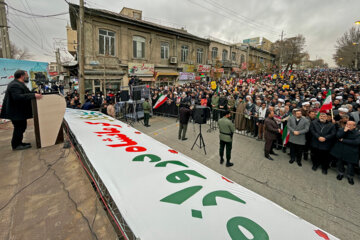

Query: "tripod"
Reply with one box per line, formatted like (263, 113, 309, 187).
(191, 124, 207, 155)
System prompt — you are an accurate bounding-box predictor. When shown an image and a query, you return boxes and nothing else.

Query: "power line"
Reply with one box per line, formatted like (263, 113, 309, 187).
(8, 19, 54, 56)
(9, 12, 68, 21)
(22, 0, 54, 51)
(186, 0, 280, 39)
(202, 0, 280, 35)
(7, 4, 68, 17)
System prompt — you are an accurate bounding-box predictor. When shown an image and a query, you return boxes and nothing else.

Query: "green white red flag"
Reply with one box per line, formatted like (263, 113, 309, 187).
(317, 90, 332, 118)
(319, 90, 332, 112)
(153, 94, 168, 109)
(281, 125, 290, 146)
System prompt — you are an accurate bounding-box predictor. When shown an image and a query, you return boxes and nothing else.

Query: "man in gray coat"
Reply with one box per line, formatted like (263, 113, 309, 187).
(287, 109, 310, 166)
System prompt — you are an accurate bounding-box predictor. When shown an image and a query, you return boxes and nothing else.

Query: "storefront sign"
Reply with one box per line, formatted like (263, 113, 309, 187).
(241, 62, 247, 70)
(182, 64, 196, 73)
(213, 68, 224, 73)
(197, 64, 211, 72)
(128, 63, 155, 76)
(179, 72, 195, 81)
(64, 109, 339, 240)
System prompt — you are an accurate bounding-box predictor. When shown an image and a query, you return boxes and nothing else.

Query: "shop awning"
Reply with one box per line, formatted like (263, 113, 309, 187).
(154, 72, 179, 81)
(138, 77, 155, 82)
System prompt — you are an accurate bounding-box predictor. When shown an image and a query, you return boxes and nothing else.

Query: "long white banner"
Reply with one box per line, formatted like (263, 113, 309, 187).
(64, 109, 338, 240)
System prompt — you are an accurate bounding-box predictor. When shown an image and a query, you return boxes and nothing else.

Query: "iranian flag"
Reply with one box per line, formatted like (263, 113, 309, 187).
(153, 94, 168, 109)
(317, 90, 332, 118)
(281, 125, 290, 146)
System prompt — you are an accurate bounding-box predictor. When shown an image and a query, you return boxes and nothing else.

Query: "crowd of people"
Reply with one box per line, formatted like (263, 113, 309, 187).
(63, 69, 360, 185)
(148, 69, 360, 185)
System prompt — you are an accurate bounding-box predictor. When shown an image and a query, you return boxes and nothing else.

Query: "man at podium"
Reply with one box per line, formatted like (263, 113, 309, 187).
(0, 70, 42, 150)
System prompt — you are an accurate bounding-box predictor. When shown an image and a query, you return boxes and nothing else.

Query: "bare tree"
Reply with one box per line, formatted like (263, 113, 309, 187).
(0, 40, 33, 60)
(333, 27, 360, 69)
(272, 34, 306, 71)
(10, 43, 33, 60)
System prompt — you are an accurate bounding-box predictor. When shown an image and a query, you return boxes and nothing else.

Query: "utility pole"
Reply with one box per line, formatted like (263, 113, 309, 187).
(0, 0, 11, 58)
(279, 30, 284, 72)
(55, 48, 62, 79)
(78, 0, 85, 104)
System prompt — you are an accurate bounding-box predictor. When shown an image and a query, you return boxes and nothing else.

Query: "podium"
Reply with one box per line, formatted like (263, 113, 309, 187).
(32, 94, 66, 148)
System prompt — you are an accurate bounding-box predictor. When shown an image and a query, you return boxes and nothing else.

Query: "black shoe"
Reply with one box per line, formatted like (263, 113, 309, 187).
(336, 174, 343, 181)
(297, 161, 302, 167)
(304, 153, 308, 161)
(178, 137, 181, 140)
(312, 165, 318, 171)
(270, 152, 278, 156)
(21, 142, 31, 146)
(289, 159, 295, 164)
(322, 169, 328, 175)
(265, 156, 274, 161)
(13, 145, 31, 151)
(348, 178, 354, 185)
(146, 125, 151, 127)
(282, 148, 286, 153)
(226, 162, 234, 167)
(181, 138, 188, 141)
(220, 159, 224, 164)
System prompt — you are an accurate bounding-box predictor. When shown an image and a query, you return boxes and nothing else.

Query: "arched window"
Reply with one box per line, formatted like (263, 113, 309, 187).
(197, 48, 203, 64)
(211, 47, 218, 59)
(99, 29, 115, 56)
(161, 42, 169, 59)
(181, 45, 189, 62)
(222, 49, 228, 61)
(133, 36, 145, 58)
(240, 54, 245, 64)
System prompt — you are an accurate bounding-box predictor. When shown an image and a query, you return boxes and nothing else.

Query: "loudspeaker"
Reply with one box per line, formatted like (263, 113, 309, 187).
(120, 90, 129, 101)
(133, 90, 141, 100)
(193, 106, 209, 124)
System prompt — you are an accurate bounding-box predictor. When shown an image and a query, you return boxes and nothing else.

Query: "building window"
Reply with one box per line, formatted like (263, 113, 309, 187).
(161, 42, 169, 59)
(197, 48, 203, 64)
(240, 54, 245, 64)
(133, 36, 145, 58)
(222, 50, 228, 61)
(231, 52, 236, 61)
(211, 47, 218, 59)
(181, 45, 189, 62)
(99, 29, 115, 56)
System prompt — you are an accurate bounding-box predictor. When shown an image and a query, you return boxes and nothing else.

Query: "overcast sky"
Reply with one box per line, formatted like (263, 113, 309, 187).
(6, 0, 360, 67)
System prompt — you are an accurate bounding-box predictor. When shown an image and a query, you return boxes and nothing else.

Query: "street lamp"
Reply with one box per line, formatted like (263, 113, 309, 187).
(355, 21, 360, 25)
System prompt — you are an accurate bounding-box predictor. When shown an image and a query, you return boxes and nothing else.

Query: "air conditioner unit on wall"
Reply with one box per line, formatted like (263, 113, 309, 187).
(170, 57, 177, 64)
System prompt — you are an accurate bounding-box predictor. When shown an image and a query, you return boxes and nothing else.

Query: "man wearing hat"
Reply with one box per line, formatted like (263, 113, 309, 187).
(309, 112, 336, 174)
(218, 110, 235, 167)
(331, 120, 360, 185)
(211, 92, 219, 121)
(264, 110, 281, 160)
(301, 102, 310, 117)
(178, 103, 194, 141)
(218, 92, 228, 118)
(287, 109, 310, 166)
(142, 98, 151, 127)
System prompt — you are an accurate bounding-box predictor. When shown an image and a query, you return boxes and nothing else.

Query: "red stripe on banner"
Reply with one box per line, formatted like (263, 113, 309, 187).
(64, 123, 129, 240)
(222, 176, 233, 183)
(315, 229, 330, 240)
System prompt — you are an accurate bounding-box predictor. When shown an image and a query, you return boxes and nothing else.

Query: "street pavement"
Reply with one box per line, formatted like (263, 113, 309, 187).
(133, 115, 360, 240)
(0, 121, 117, 240)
